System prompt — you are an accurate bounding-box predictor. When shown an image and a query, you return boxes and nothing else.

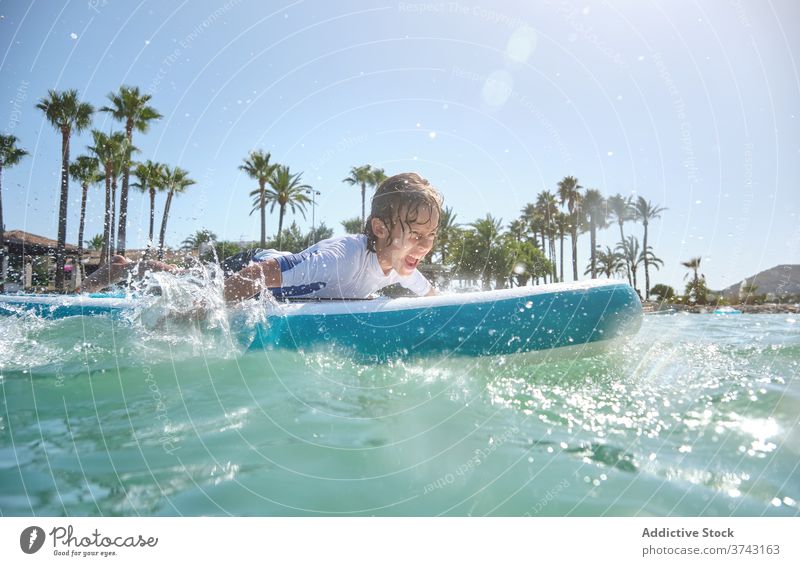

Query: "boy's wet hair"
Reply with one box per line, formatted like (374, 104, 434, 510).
(364, 172, 444, 252)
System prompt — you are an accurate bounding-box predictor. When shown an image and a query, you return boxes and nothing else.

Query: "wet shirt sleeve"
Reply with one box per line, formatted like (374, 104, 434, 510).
(397, 270, 432, 296)
(270, 239, 358, 298)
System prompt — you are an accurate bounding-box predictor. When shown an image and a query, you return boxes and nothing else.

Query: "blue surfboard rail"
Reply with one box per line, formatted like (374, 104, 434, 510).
(0, 280, 642, 358)
(0, 293, 135, 318)
(251, 280, 643, 358)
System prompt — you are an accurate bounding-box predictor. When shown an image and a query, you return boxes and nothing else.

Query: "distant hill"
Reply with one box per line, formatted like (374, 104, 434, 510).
(718, 264, 800, 298)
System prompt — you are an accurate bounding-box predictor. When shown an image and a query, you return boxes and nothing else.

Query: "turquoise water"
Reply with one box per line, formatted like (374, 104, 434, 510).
(1, 308, 798, 516)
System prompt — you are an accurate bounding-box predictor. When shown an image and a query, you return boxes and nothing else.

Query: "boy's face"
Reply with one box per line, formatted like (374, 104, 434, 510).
(372, 207, 440, 276)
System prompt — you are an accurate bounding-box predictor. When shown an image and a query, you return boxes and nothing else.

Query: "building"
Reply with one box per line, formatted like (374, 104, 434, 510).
(1, 230, 79, 292)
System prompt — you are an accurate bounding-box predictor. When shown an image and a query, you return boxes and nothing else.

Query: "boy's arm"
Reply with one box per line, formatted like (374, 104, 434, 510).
(399, 269, 435, 297)
(223, 259, 282, 303)
(79, 257, 182, 293)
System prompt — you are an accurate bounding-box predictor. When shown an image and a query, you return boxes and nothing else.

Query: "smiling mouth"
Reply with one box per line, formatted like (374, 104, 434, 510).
(404, 256, 420, 269)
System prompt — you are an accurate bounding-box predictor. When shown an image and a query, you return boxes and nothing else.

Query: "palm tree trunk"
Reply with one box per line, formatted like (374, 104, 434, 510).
(589, 221, 597, 279)
(537, 231, 546, 283)
(110, 175, 117, 255)
(100, 171, 112, 265)
(158, 190, 174, 260)
(277, 206, 286, 249)
(0, 166, 5, 293)
(361, 183, 366, 227)
(116, 173, 129, 255)
(148, 186, 155, 244)
(559, 234, 564, 283)
(542, 231, 550, 284)
(77, 182, 89, 278)
(259, 180, 266, 247)
(643, 221, 650, 300)
(117, 123, 133, 256)
(55, 127, 71, 292)
(618, 222, 631, 285)
(571, 226, 578, 281)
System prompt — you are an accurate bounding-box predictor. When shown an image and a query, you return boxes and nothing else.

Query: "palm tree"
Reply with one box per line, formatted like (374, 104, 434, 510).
(617, 235, 641, 294)
(582, 189, 607, 279)
(261, 165, 311, 249)
(636, 245, 664, 288)
(507, 219, 527, 287)
(158, 166, 196, 259)
(88, 130, 130, 265)
(240, 150, 277, 247)
(553, 210, 570, 282)
(36, 89, 94, 291)
(529, 212, 550, 282)
(437, 205, 458, 265)
(0, 134, 29, 292)
(557, 176, 583, 281)
(470, 215, 503, 245)
(370, 167, 387, 192)
(341, 216, 363, 234)
(606, 194, 634, 285)
(586, 246, 624, 279)
(69, 155, 102, 276)
(131, 160, 166, 248)
(181, 229, 217, 252)
(680, 256, 707, 304)
(508, 218, 526, 243)
(88, 234, 104, 250)
(521, 201, 553, 281)
(536, 191, 559, 282)
(109, 139, 137, 255)
(681, 256, 702, 285)
(632, 196, 667, 300)
(520, 202, 539, 247)
(469, 214, 503, 290)
(343, 164, 373, 226)
(101, 86, 162, 255)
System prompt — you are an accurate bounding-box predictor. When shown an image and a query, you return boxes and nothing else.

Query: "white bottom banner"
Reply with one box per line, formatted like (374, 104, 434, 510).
(2, 517, 797, 564)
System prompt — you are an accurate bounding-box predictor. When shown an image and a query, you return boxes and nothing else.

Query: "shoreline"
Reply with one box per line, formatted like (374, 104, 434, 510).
(649, 303, 799, 314)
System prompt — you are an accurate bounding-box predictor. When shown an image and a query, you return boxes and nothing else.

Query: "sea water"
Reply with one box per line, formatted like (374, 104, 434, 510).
(1, 298, 798, 516)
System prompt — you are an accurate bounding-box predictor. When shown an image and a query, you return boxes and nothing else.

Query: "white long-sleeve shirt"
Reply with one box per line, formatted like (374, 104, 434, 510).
(252, 234, 431, 299)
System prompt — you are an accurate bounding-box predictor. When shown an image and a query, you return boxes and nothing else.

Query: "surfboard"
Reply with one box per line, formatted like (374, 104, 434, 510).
(0, 279, 642, 358)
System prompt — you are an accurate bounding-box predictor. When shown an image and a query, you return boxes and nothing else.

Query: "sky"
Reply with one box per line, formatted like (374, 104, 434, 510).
(1, 0, 799, 292)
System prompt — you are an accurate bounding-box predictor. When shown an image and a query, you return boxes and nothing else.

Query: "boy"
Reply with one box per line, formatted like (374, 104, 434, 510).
(81, 172, 442, 302)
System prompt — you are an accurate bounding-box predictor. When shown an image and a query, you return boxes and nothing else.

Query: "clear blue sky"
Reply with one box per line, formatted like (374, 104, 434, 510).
(1, 0, 798, 292)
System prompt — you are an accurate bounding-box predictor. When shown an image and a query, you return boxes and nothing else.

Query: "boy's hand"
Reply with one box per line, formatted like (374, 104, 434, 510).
(223, 259, 282, 303)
